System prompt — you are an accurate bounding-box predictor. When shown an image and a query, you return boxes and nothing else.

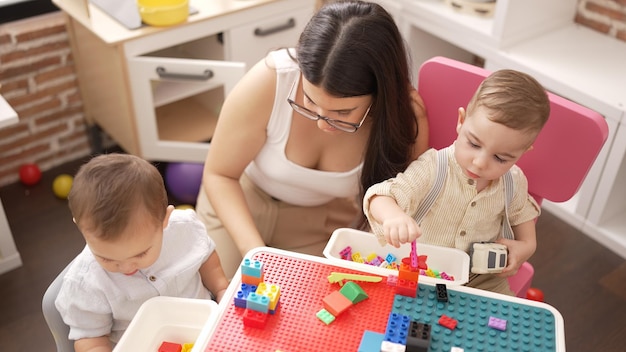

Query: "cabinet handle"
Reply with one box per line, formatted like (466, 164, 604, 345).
(254, 18, 296, 37)
(156, 67, 214, 81)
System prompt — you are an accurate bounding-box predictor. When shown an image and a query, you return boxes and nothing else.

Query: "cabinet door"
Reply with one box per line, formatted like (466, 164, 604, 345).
(226, 6, 313, 70)
(127, 56, 245, 162)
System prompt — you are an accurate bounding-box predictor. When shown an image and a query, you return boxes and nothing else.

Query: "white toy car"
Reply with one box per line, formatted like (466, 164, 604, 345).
(469, 242, 508, 274)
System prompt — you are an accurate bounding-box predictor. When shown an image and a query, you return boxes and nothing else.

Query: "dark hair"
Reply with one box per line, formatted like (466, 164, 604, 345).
(296, 1, 419, 227)
(68, 153, 168, 241)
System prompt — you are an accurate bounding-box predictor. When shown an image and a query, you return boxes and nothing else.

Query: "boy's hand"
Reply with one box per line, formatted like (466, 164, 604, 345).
(496, 237, 536, 277)
(382, 213, 422, 248)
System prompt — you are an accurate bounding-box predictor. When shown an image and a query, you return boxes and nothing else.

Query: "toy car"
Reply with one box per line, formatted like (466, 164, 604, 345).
(469, 242, 507, 274)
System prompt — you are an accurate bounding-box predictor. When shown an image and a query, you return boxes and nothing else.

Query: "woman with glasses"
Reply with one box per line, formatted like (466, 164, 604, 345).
(196, 0, 429, 278)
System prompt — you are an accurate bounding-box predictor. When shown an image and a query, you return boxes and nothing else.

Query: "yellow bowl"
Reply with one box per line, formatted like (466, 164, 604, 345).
(137, 0, 189, 27)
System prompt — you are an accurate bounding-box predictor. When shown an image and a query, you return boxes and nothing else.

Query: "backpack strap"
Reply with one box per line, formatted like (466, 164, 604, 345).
(412, 148, 515, 239)
(413, 148, 449, 224)
(501, 170, 515, 240)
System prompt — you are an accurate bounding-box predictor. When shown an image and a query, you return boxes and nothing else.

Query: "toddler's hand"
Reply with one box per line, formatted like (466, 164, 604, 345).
(496, 237, 536, 277)
(382, 214, 422, 248)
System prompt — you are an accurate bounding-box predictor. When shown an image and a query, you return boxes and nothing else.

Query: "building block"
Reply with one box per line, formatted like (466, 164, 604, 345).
(380, 340, 407, 352)
(256, 282, 281, 310)
(398, 263, 420, 282)
(241, 272, 264, 286)
(488, 316, 507, 331)
(402, 255, 428, 270)
(384, 312, 410, 345)
(323, 290, 353, 316)
(316, 308, 336, 325)
(241, 258, 263, 277)
(339, 281, 368, 304)
(158, 341, 182, 352)
(210, 251, 560, 351)
(328, 272, 383, 286)
(243, 308, 268, 328)
(438, 314, 457, 330)
(395, 278, 417, 298)
(357, 330, 385, 352)
(435, 283, 448, 302)
(410, 240, 418, 268)
(234, 283, 257, 308)
(351, 251, 363, 262)
(405, 321, 430, 352)
(181, 343, 194, 352)
(387, 274, 398, 287)
(339, 245, 352, 258)
(246, 292, 270, 313)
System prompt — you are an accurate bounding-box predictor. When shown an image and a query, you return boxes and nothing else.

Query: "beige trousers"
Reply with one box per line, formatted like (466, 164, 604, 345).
(466, 273, 514, 296)
(195, 174, 359, 279)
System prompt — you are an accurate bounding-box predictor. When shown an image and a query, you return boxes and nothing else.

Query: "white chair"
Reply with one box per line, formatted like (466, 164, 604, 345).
(42, 261, 74, 352)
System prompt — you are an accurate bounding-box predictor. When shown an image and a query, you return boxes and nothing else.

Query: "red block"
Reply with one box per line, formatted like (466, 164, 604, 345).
(438, 314, 458, 330)
(159, 341, 182, 352)
(395, 279, 417, 297)
(322, 290, 353, 316)
(243, 308, 268, 328)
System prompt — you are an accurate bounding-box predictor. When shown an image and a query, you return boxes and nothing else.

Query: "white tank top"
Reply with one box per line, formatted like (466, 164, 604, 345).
(244, 49, 362, 206)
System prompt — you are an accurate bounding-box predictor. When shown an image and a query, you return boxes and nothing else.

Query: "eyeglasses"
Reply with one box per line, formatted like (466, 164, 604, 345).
(287, 80, 371, 133)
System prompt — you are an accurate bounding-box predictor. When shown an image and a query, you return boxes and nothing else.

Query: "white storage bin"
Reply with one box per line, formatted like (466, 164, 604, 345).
(114, 296, 219, 352)
(323, 228, 469, 285)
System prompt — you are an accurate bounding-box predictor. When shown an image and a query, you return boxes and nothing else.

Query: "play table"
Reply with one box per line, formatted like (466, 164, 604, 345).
(193, 247, 565, 352)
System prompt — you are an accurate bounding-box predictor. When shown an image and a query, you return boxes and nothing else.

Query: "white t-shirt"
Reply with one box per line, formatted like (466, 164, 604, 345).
(55, 209, 215, 343)
(244, 49, 362, 206)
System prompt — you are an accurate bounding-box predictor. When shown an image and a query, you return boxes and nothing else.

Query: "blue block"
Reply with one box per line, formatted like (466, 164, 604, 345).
(233, 284, 257, 308)
(358, 330, 385, 352)
(384, 312, 410, 345)
(246, 292, 270, 313)
(241, 258, 263, 278)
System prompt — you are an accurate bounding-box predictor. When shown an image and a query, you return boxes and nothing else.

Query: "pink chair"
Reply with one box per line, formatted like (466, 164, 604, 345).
(417, 57, 609, 298)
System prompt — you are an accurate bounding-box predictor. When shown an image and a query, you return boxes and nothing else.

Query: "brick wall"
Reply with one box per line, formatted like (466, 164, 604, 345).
(0, 1, 625, 188)
(576, 0, 626, 41)
(0, 12, 91, 187)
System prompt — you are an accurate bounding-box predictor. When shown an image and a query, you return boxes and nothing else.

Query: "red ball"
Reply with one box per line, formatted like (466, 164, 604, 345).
(526, 287, 545, 302)
(19, 163, 42, 186)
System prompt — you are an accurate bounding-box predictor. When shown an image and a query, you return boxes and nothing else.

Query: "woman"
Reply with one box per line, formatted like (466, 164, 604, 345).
(196, 1, 429, 278)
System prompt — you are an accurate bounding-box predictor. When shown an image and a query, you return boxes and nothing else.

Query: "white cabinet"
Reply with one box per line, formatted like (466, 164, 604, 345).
(53, 0, 314, 163)
(226, 7, 313, 70)
(397, 0, 578, 68)
(379, 0, 626, 258)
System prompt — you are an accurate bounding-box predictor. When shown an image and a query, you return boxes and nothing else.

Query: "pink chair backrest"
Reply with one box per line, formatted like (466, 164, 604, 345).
(417, 57, 609, 204)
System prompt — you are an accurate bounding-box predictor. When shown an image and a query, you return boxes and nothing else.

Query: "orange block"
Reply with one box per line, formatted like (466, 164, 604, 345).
(322, 290, 353, 316)
(398, 263, 419, 282)
(242, 272, 264, 286)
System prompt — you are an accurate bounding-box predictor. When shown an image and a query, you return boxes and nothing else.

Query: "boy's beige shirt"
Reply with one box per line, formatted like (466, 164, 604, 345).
(363, 145, 540, 252)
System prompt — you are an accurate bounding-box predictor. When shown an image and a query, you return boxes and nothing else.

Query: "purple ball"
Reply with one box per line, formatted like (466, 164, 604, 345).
(164, 162, 204, 204)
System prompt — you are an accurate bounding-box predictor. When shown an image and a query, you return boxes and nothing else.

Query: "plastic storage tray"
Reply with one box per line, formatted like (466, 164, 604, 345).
(323, 228, 470, 285)
(113, 296, 218, 352)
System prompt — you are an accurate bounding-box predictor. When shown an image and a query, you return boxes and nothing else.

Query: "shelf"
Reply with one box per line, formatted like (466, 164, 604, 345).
(156, 89, 222, 143)
(402, 0, 496, 57)
(152, 80, 221, 108)
(489, 24, 626, 121)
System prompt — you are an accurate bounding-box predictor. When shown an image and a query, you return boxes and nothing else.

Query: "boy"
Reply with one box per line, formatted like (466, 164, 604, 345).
(55, 154, 229, 352)
(363, 69, 550, 295)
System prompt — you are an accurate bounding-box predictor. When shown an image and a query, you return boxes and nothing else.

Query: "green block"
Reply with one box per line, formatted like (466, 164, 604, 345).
(339, 281, 368, 304)
(316, 308, 335, 325)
